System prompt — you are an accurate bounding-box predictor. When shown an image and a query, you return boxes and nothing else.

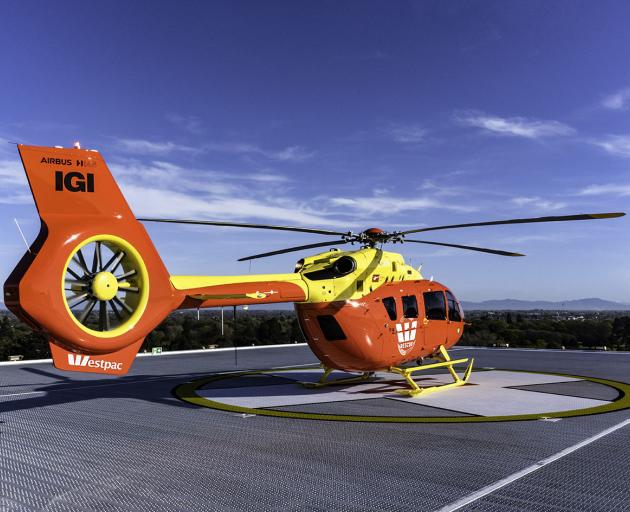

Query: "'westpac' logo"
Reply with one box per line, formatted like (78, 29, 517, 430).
(67, 354, 123, 371)
(67, 354, 90, 366)
(395, 321, 417, 356)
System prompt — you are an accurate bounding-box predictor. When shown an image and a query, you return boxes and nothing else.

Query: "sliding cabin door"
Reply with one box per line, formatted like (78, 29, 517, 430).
(422, 290, 448, 351)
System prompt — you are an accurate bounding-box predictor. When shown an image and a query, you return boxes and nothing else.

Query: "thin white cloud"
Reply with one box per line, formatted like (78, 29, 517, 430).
(387, 124, 426, 144)
(407, 248, 460, 258)
(511, 196, 567, 211)
(121, 184, 339, 226)
(110, 157, 480, 228)
(372, 187, 390, 197)
(206, 142, 315, 162)
(113, 159, 290, 188)
(204, 142, 258, 154)
(166, 113, 203, 134)
(244, 172, 289, 183)
(0, 159, 30, 204)
(578, 183, 630, 197)
(590, 135, 630, 158)
(114, 136, 316, 162)
(0, 194, 32, 205)
(111, 161, 242, 197)
(329, 195, 476, 215)
(271, 146, 315, 162)
(419, 180, 465, 197)
(602, 88, 630, 110)
(0, 159, 27, 187)
(115, 138, 314, 162)
(116, 138, 198, 155)
(0, 137, 21, 157)
(503, 234, 559, 244)
(109, 160, 344, 227)
(457, 112, 575, 138)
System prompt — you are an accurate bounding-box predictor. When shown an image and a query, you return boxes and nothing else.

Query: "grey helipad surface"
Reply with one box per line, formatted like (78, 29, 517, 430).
(1, 346, 630, 511)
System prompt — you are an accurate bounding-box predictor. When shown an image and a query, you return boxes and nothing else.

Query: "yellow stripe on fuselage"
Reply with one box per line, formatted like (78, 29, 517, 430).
(170, 273, 307, 291)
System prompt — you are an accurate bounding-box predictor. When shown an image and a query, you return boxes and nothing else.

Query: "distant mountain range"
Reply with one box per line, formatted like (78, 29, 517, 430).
(461, 298, 630, 311)
(2, 298, 629, 312)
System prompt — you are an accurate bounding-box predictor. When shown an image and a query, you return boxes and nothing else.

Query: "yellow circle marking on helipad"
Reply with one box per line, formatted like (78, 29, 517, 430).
(173, 368, 630, 423)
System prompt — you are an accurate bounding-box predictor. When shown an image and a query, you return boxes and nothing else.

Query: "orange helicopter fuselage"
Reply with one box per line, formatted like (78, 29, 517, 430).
(296, 280, 464, 372)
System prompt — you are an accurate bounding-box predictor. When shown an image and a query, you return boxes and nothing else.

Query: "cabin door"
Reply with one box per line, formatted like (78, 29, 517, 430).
(397, 294, 424, 357)
(445, 290, 465, 345)
(421, 291, 448, 351)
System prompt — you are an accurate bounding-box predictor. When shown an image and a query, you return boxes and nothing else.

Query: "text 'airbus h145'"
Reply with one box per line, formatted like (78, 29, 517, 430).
(4, 145, 625, 395)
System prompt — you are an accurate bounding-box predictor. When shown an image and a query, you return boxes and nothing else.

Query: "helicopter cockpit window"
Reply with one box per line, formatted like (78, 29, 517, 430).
(446, 291, 463, 322)
(423, 291, 446, 320)
(401, 295, 418, 318)
(382, 297, 397, 321)
(316, 315, 347, 341)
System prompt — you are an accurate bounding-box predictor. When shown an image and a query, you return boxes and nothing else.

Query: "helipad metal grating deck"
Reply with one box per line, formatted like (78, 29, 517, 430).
(1, 347, 629, 511)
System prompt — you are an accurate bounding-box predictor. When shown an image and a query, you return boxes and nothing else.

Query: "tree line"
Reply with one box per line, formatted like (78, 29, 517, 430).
(1, 309, 629, 361)
(459, 311, 630, 350)
(0, 310, 305, 361)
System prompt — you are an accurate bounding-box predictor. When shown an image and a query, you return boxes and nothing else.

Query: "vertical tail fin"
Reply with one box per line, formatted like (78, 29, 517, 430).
(4, 145, 176, 375)
(18, 145, 135, 219)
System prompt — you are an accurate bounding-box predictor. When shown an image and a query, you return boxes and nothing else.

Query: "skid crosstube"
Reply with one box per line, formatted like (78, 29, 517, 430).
(390, 345, 474, 396)
(302, 345, 473, 396)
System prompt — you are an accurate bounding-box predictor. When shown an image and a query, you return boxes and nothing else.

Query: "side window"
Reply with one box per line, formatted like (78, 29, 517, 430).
(446, 291, 463, 322)
(401, 295, 418, 318)
(316, 315, 346, 341)
(423, 291, 446, 320)
(382, 297, 397, 321)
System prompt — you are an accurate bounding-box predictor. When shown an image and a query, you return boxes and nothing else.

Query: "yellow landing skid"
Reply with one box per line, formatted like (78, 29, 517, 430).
(302, 367, 374, 389)
(302, 345, 473, 395)
(389, 345, 474, 397)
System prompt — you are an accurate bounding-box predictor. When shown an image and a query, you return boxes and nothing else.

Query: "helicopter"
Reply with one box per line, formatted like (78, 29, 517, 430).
(4, 144, 625, 395)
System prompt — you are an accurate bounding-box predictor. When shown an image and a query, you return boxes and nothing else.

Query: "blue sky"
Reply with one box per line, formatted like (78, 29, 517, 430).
(1, 0, 629, 303)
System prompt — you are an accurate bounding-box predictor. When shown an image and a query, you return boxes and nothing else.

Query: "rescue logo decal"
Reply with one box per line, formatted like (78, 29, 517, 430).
(395, 320, 417, 355)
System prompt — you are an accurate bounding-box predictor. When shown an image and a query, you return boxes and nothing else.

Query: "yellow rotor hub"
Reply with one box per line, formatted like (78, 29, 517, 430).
(92, 272, 119, 301)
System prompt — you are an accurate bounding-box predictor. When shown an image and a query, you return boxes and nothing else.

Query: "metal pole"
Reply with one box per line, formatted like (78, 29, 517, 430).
(233, 305, 238, 367)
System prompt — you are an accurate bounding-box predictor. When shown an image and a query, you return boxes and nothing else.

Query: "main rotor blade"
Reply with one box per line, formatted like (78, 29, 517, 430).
(238, 239, 349, 261)
(401, 212, 625, 236)
(404, 239, 525, 257)
(138, 218, 347, 237)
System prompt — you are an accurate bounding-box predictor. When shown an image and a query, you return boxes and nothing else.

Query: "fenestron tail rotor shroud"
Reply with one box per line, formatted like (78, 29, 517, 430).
(63, 237, 147, 334)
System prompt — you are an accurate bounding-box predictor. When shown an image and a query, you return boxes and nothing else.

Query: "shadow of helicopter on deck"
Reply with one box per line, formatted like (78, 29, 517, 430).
(0, 365, 228, 416)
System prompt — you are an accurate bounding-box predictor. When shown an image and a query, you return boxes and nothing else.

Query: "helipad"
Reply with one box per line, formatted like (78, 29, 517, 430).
(175, 367, 630, 422)
(2, 345, 630, 511)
